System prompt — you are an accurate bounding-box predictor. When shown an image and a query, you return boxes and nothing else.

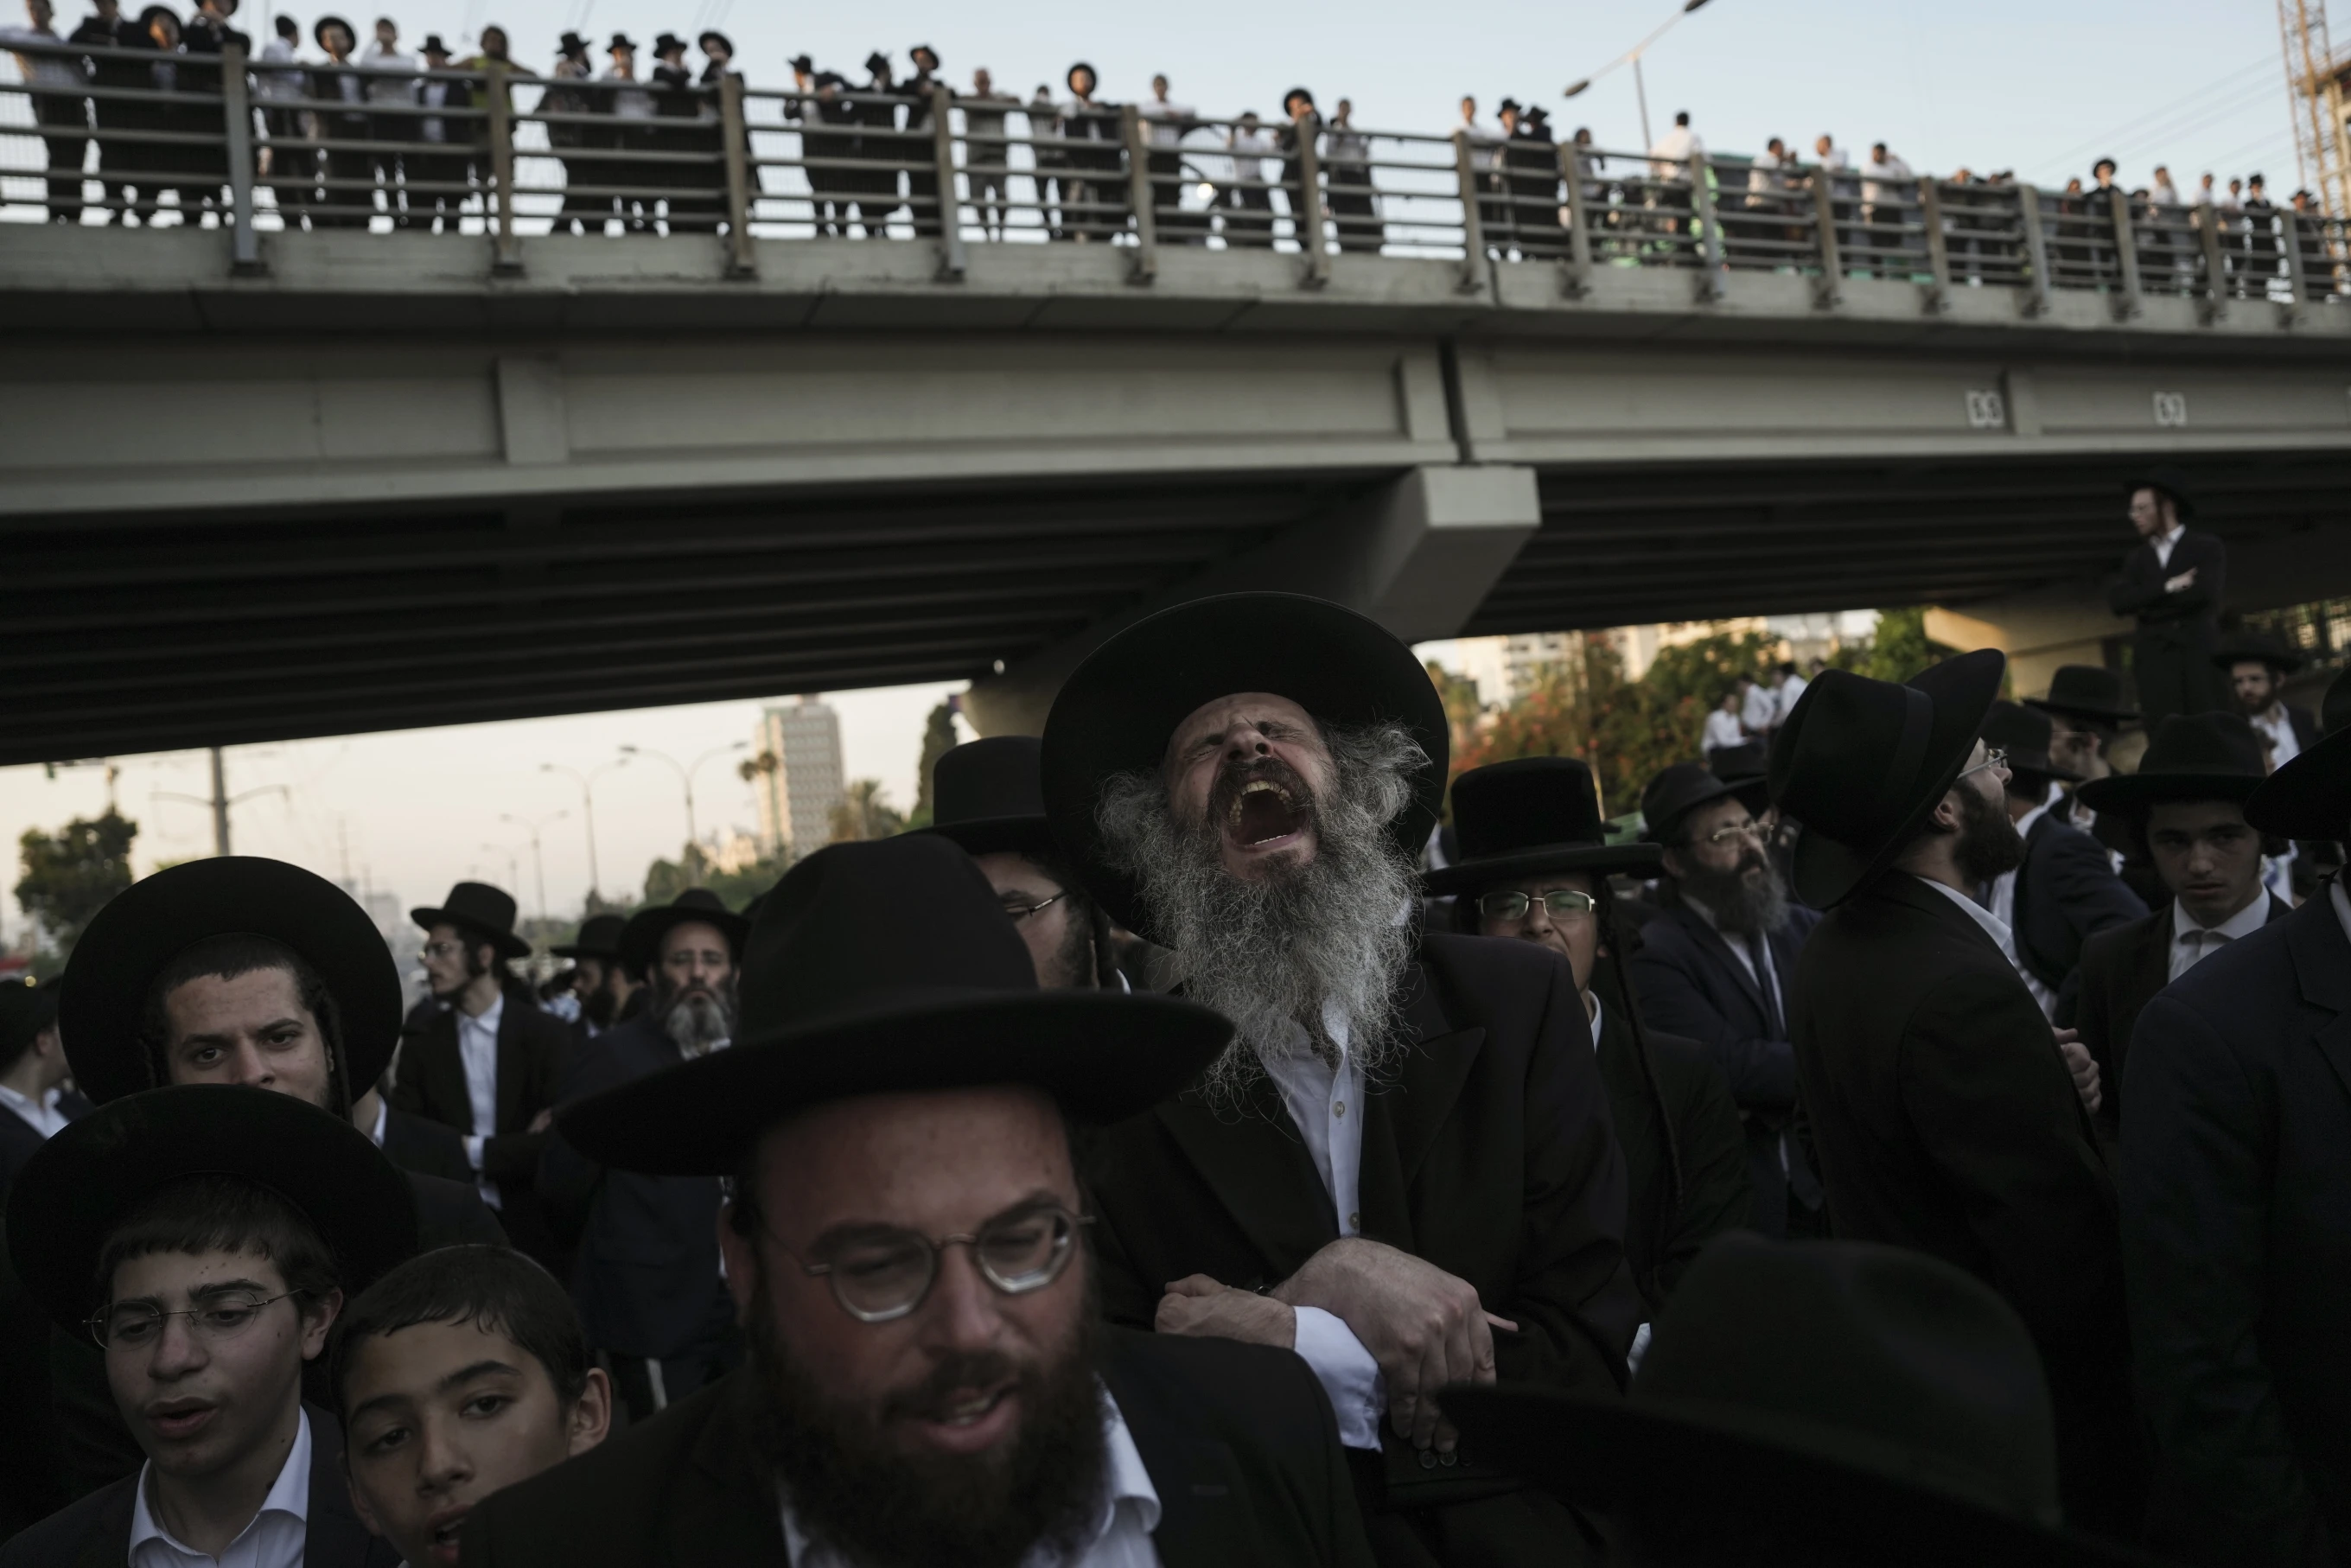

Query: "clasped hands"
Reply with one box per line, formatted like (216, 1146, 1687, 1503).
(2055, 1027, 2100, 1116)
(1155, 1237, 1515, 1452)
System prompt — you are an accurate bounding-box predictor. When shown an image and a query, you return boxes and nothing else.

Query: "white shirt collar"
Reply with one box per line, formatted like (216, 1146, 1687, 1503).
(369, 1095, 388, 1146)
(460, 990, 505, 1036)
(778, 1387, 1158, 1567)
(0, 1081, 70, 1140)
(2173, 889, 2271, 944)
(2333, 881, 2351, 949)
(131, 1405, 311, 1565)
(1586, 991, 1603, 1052)
(1914, 874, 2017, 951)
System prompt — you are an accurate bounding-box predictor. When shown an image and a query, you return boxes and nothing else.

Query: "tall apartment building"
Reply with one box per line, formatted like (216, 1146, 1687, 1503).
(755, 695, 845, 861)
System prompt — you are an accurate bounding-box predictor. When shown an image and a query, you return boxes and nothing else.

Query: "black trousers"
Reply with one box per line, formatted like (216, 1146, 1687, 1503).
(34, 94, 86, 220)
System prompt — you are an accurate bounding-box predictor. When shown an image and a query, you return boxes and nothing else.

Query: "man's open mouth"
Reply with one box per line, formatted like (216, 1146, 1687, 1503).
(427, 1503, 473, 1563)
(1226, 778, 1308, 848)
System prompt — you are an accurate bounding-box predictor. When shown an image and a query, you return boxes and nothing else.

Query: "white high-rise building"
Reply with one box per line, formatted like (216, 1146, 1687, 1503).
(755, 695, 844, 861)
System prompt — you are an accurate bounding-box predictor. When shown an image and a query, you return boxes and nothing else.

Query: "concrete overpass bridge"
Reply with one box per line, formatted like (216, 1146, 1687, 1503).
(5, 70, 2350, 758)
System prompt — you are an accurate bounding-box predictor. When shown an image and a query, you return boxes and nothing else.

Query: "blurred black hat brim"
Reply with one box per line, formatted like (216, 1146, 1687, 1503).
(2246, 725, 2351, 841)
(1424, 842, 1663, 898)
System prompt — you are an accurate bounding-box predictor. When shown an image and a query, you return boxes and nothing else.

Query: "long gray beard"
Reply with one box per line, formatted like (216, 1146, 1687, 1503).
(1094, 722, 1425, 1107)
(659, 987, 735, 1058)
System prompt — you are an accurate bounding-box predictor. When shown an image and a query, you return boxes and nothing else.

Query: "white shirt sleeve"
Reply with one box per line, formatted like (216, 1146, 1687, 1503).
(1291, 1305, 1386, 1450)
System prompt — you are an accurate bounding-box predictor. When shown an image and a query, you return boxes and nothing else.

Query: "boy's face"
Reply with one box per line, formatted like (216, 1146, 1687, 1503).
(105, 1247, 332, 1482)
(343, 1317, 609, 1566)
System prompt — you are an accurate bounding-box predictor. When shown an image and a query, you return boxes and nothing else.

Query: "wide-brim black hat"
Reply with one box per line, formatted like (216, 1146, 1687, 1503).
(2125, 465, 2197, 519)
(6, 1085, 417, 1337)
(2245, 723, 2351, 842)
(1440, 1236, 2149, 1568)
(62, 857, 405, 1108)
(2210, 629, 2306, 675)
(617, 888, 750, 973)
(551, 912, 628, 962)
(2023, 664, 2138, 726)
(311, 12, 353, 46)
(1980, 699, 2080, 783)
(1424, 757, 1662, 897)
(558, 836, 1232, 1176)
(1040, 593, 1449, 943)
(2076, 711, 2269, 816)
(697, 29, 731, 54)
(1769, 650, 2006, 911)
(916, 736, 1057, 859)
(411, 881, 529, 961)
(1640, 762, 1770, 846)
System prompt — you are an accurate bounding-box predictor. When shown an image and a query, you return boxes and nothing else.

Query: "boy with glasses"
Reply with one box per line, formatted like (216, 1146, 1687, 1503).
(2, 1083, 415, 1565)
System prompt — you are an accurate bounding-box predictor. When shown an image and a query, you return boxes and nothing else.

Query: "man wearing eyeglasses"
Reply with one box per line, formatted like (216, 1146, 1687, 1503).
(538, 889, 749, 1430)
(458, 836, 1375, 1568)
(1628, 764, 1825, 1239)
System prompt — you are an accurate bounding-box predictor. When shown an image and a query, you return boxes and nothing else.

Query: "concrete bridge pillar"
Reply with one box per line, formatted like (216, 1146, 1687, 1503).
(961, 463, 1542, 736)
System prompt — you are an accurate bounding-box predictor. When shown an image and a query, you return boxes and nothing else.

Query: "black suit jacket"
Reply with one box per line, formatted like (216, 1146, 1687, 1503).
(457, 1333, 1378, 1568)
(1789, 873, 2142, 1535)
(2121, 892, 2351, 1568)
(0, 1091, 87, 1199)
(1594, 1003, 1752, 1307)
(2108, 530, 2228, 719)
(0, 1405, 397, 1568)
(1085, 931, 1641, 1522)
(392, 989, 570, 1185)
(1625, 900, 1820, 1235)
(2012, 809, 2149, 999)
(539, 1017, 728, 1360)
(380, 1104, 478, 1188)
(2075, 894, 2292, 1144)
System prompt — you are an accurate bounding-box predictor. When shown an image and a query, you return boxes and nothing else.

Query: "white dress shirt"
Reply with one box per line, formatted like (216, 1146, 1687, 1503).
(1987, 784, 2062, 1017)
(0, 1082, 72, 1141)
(2150, 525, 2182, 571)
(1702, 709, 1745, 755)
(1859, 152, 1913, 207)
(456, 992, 504, 1209)
(1137, 97, 1192, 148)
(360, 42, 418, 105)
(780, 1389, 1161, 1568)
(1256, 1001, 1386, 1451)
(1740, 685, 1778, 735)
(2335, 880, 2351, 947)
(1775, 673, 1808, 722)
(131, 1407, 310, 1568)
(2169, 890, 2272, 982)
(1915, 873, 2020, 959)
(257, 35, 305, 101)
(2249, 701, 2303, 771)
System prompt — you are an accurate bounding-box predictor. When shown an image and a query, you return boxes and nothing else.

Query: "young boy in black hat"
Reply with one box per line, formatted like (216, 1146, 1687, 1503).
(332, 1247, 610, 1567)
(2, 1085, 415, 1566)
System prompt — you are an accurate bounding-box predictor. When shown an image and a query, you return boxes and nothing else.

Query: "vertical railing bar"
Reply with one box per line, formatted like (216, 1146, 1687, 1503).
(1919, 176, 1951, 314)
(1295, 111, 1329, 288)
(929, 85, 964, 280)
(719, 73, 756, 277)
(1119, 103, 1157, 284)
(1689, 155, 1723, 301)
(1452, 130, 1487, 294)
(2110, 186, 2142, 320)
(2280, 210, 2310, 313)
(221, 41, 263, 273)
(2015, 182, 2052, 317)
(1558, 140, 1591, 297)
(2194, 202, 2227, 323)
(487, 62, 521, 272)
(1809, 166, 1843, 308)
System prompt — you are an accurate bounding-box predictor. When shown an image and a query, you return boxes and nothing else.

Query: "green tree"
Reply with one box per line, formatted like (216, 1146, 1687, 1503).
(905, 700, 961, 831)
(17, 810, 138, 968)
(637, 848, 787, 915)
(1843, 606, 1953, 685)
(829, 780, 905, 845)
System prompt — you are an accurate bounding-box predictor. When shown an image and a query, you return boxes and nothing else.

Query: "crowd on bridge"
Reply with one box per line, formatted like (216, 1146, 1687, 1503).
(1, 468, 2348, 1568)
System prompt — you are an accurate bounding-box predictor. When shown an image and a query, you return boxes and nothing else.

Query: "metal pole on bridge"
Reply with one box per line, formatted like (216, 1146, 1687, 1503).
(487, 62, 521, 273)
(1120, 104, 1158, 284)
(221, 42, 263, 273)
(721, 73, 757, 277)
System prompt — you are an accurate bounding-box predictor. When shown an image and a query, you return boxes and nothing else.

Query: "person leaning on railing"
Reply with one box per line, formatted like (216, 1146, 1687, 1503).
(67, 0, 145, 220)
(0, 2, 88, 222)
(309, 16, 373, 228)
(252, 13, 309, 221)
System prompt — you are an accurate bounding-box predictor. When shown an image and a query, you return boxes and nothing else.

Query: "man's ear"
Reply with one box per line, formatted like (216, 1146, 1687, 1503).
(569, 1367, 614, 1455)
(300, 1286, 344, 1361)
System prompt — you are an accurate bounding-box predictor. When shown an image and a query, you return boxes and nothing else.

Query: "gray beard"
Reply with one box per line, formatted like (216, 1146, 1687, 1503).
(1093, 722, 1425, 1107)
(659, 986, 735, 1057)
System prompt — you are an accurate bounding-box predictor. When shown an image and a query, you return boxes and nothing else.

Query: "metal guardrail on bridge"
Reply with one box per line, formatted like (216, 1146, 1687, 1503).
(4, 40, 2349, 313)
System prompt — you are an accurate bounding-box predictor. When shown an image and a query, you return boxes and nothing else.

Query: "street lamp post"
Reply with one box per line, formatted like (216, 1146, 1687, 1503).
(499, 809, 569, 926)
(541, 758, 629, 904)
(1563, 0, 1717, 151)
(619, 742, 749, 882)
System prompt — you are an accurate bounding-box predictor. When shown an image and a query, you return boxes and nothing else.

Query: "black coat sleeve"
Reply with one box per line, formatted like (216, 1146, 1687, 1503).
(2045, 825, 2150, 951)
(2120, 991, 2327, 1567)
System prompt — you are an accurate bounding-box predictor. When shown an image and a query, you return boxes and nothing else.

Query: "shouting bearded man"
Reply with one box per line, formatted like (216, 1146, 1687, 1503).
(539, 887, 749, 1428)
(1040, 592, 1641, 1568)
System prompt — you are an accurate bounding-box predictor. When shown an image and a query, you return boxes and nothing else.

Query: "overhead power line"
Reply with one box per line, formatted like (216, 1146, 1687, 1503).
(2040, 55, 2276, 170)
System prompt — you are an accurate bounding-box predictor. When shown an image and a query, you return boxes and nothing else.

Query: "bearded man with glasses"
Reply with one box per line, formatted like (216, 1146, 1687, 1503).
(457, 835, 1375, 1568)
(1627, 762, 1825, 1239)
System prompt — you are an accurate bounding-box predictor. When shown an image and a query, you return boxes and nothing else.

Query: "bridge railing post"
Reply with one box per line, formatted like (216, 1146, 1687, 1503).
(720, 73, 758, 277)
(221, 41, 263, 273)
(2281, 210, 2310, 311)
(1808, 166, 1842, 308)
(2109, 186, 2143, 319)
(486, 62, 522, 273)
(1119, 104, 1158, 284)
(2014, 182, 2052, 316)
(1688, 156, 1724, 301)
(2194, 202, 2228, 320)
(929, 85, 965, 280)
(1294, 111, 1329, 288)
(1452, 131, 1488, 295)
(1918, 176, 1950, 314)
(1557, 141, 1592, 297)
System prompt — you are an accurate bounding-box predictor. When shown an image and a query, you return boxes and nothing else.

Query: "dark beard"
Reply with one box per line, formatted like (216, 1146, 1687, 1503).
(1673, 846, 1790, 939)
(1044, 900, 1093, 990)
(1093, 721, 1426, 1106)
(739, 1270, 1110, 1568)
(583, 985, 616, 1029)
(1952, 781, 2025, 885)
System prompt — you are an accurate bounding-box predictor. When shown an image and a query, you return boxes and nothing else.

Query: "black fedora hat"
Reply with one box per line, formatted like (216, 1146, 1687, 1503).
(652, 31, 685, 56)
(608, 32, 635, 52)
(918, 736, 1055, 859)
(557, 836, 1232, 1176)
(2024, 665, 2138, 727)
(2210, 628, 2306, 676)
(2245, 722, 2351, 842)
(1441, 1236, 2144, 1567)
(1040, 592, 1449, 943)
(2125, 465, 2196, 519)
(1424, 758, 1661, 898)
(550, 912, 627, 962)
(863, 49, 892, 73)
(6, 1085, 417, 1337)
(2076, 711, 2268, 816)
(0, 976, 58, 1063)
(556, 29, 586, 55)
(419, 32, 448, 54)
(1639, 762, 1769, 847)
(311, 11, 353, 46)
(411, 882, 529, 962)
(63, 857, 405, 1109)
(1768, 650, 2007, 911)
(1980, 699, 2080, 782)
(616, 887, 750, 974)
(697, 29, 731, 54)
